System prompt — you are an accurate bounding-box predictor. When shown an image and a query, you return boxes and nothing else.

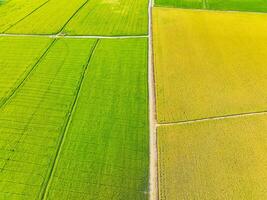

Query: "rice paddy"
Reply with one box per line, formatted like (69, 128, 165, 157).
(63, 0, 149, 36)
(0, 0, 48, 33)
(153, 8, 267, 123)
(2, 0, 267, 199)
(154, 6, 267, 200)
(157, 114, 267, 199)
(5, 0, 87, 34)
(1, 0, 148, 35)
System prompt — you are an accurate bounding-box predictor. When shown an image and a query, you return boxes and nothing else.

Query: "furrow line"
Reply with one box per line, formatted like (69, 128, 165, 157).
(0, 38, 57, 110)
(157, 110, 267, 127)
(39, 39, 100, 200)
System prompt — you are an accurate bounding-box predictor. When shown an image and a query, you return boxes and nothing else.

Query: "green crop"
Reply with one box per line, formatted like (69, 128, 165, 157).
(6, 0, 87, 34)
(0, 36, 51, 106)
(63, 0, 148, 36)
(155, 0, 267, 13)
(0, 0, 48, 33)
(0, 37, 148, 199)
(0, 38, 97, 199)
(45, 38, 149, 199)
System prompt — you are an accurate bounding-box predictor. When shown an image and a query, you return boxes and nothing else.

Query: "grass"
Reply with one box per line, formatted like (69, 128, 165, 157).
(155, 0, 267, 12)
(0, 36, 52, 106)
(63, 0, 148, 36)
(45, 38, 149, 199)
(0, 38, 97, 199)
(153, 8, 267, 123)
(6, 0, 88, 34)
(157, 114, 267, 199)
(0, 0, 48, 33)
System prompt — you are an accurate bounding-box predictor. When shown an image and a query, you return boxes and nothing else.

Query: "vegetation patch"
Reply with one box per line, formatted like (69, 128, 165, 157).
(158, 114, 267, 199)
(153, 8, 267, 123)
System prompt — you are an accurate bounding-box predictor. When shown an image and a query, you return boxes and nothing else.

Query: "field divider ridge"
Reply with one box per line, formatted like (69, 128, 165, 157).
(3, 0, 51, 33)
(157, 110, 267, 127)
(39, 39, 100, 200)
(148, 0, 159, 199)
(0, 38, 57, 110)
(0, 33, 148, 39)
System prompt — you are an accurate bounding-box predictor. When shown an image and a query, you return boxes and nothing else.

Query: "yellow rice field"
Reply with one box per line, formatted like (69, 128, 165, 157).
(157, 114, 267, 199)
(153, 8, 267, 123)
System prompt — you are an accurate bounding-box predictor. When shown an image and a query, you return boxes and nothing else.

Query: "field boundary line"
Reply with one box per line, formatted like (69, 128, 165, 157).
(153, 6, 267, 15)
(0, 33, 148, 39)
(202, 0, 207, 9)
(148, 0, 159, 200)
(57, 0, 91, 34)
(40, 39, 100, 200)
(3, 0, 51, 33)
(157, 110, 267, 127)
(0, 38, 57, 110)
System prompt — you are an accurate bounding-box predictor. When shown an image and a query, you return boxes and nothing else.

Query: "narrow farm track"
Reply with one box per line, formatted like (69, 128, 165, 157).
(0, 33, 148, 39)
(0, 38, 56, 109)
(148, 0, 159, 200)
(3, 0, 51, 33)
(40, 39, 100, 200)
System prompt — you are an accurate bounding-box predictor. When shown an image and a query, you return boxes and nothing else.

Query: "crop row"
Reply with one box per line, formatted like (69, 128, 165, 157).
(0, 37, 148, 199)
(0, 0, 148, 35)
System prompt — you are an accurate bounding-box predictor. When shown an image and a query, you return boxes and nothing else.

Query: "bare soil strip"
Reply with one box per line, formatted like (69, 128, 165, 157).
(148, 0, 159, 199)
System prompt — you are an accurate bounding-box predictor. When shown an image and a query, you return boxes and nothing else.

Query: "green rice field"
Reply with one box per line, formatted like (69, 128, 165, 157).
(2, 0, 267, 199)
(0, 37, 148, 199)
(1, 0, 148, 35)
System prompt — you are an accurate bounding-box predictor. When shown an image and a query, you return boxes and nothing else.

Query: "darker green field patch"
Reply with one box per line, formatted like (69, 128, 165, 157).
(0, 0, 7, 5)
(155, 0, 267, 13)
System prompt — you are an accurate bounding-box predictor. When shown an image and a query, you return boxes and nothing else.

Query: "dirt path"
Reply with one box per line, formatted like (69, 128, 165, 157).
(148, 0, 159, 199)
(0, 33, 148, 39)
